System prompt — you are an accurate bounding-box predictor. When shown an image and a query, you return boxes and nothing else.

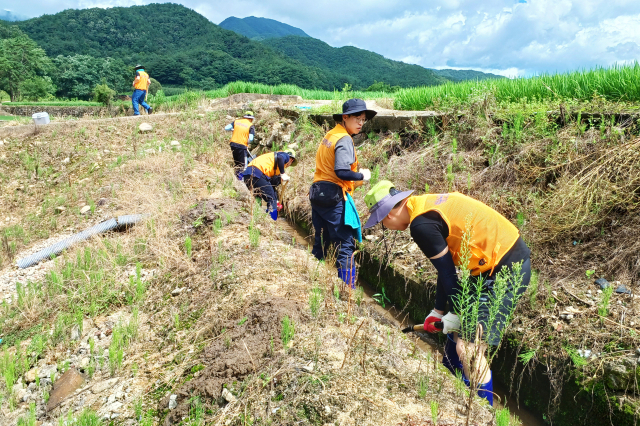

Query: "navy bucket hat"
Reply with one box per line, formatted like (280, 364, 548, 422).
(333, 98, 377, 122)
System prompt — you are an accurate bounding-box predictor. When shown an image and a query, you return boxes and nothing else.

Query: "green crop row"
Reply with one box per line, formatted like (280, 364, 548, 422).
(394, 62, 640, 110)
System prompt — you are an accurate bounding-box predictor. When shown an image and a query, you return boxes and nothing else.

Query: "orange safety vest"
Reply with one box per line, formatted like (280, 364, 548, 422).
(230, 118, 253, 146)
(313, 124, 359, 198)
(134, 71, 149, 91)
(247, 152, 281, 178)
(406, 193, 520, 276)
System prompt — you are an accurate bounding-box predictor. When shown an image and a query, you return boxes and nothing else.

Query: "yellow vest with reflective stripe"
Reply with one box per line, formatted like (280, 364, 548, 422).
(134, 71, 149, 90)
(230, 118, 252, 146)
(247, 152, 280, 178)
(406, 193, 520, 276)
(313, 124, 359, 197)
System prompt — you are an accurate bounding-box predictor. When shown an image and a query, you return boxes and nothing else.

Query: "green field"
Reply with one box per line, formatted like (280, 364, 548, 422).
(0, 115, 20, 120)
(394, 62, 640, 110)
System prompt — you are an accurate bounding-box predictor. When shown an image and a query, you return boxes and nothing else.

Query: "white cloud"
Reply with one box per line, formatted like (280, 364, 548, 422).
(9, 0, 640, 77)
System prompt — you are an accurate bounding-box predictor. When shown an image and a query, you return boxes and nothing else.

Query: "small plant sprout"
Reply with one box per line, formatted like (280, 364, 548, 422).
(372, 287, 391, 308)
(598, 285, 614, 318)
(309, 282, 323, 318)
(184, 235, 192, 257)
(281, 316, 295, 350)
(585, 269, 595, 279)
(430, 400, 439, 425)
(355, 286, 364, 306)
(417, 374, 429, 398)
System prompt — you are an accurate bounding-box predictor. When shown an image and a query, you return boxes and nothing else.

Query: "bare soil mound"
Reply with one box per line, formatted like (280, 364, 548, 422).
(163, 298, 303, 424)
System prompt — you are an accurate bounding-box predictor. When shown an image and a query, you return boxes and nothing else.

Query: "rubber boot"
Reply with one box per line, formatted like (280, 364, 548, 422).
(442, 334, 463, 375)
(337, 266, 356, 289)
(462, 371, 494, 406)
(236, 171, 244, 181)
(268, 209, 278, 221)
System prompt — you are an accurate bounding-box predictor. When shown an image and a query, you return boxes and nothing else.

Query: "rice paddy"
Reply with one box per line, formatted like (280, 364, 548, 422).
(394, 62, 640, 110)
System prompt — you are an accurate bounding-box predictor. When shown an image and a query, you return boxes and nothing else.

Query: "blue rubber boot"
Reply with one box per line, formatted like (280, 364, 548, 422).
(462, 371, 494, 406)
(337, 266, 356, 289)
(236, 171, 244, 181)
(268, 209, 278, 221)
(442, 334, 463, 375)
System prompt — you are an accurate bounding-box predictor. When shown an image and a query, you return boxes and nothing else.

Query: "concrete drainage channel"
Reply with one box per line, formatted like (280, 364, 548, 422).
(275, 217, 545, 426)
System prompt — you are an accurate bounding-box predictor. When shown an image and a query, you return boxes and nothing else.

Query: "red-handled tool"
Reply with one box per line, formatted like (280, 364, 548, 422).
(401, 322, 443, 333)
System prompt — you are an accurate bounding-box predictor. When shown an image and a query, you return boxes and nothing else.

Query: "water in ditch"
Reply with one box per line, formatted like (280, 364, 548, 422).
(277, 217, 545, 426)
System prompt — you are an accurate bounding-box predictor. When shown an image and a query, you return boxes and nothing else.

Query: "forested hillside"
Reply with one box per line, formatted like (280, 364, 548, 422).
(431, 68, 503, 82)
(219, 16, 310, 40)
(261, 36, 448, 89)
(12, 4, 449, 92)
(12, 4, 347, 90)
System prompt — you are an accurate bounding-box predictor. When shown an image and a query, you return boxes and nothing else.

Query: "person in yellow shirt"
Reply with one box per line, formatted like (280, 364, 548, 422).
(225, 111, 256, 180)
(363, 180, 532, 406)
(132, 64, 152, 116)
(309, 99, 375, 288)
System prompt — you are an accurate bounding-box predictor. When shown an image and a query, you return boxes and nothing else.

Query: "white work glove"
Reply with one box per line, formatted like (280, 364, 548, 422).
(360, 168, 371, 181)
(441, 312, 461, 334)
(281, 173, 291, 182)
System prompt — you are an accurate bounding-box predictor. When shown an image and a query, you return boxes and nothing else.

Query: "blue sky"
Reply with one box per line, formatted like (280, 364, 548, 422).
(3, 0, 640, 78)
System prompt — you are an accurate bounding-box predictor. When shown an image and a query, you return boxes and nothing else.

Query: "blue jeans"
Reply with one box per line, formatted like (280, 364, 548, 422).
(311, 201, 356, 270)
(132, 89, 150, 115)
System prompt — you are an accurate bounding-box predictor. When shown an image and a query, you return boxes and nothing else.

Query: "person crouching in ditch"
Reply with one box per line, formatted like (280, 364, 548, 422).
(362, 181, 531, 405)
(225, 111, 256, 180)
(243, 149, 297, 221)
(309, 99, 374, 289)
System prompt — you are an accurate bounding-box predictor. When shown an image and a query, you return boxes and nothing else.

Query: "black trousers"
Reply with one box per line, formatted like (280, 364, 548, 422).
(244, 175, 278, 212)
(230, 144, 248, 172)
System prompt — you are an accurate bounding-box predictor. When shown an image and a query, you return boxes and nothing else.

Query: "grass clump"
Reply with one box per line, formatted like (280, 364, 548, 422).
(281, 316, 295, 350)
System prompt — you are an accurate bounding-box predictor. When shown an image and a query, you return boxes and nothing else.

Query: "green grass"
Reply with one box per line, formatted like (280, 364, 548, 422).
(394, 62, 640, 110)
(0, 115, 20, 121)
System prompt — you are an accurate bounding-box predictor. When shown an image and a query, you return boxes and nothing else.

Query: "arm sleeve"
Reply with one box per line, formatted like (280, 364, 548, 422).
(429, 252, 461, 313)
(225, 123, 233, 131)
(249, 125, 255, 136)
(335, 169, 364, 181)
(334, 137, 356, 171)
(275, 153, 286, 175)
(410, 211, 455, 311)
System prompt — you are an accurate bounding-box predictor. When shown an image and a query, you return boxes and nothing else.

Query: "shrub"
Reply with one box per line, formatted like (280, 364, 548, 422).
(93, 82, 116, 106)
(19, 76, 56, 101)
(148, 78, 162, 96)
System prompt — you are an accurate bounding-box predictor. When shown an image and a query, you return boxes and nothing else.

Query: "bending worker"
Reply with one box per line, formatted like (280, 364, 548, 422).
(243, 149, 297, 221)
(363, 181, 531, 405)
(132, 64, 152, 116)
(309, 99, 374, 288)
(225, 111, 255, 180)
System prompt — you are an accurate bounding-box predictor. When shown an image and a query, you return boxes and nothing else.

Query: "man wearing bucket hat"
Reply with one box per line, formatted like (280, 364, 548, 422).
(132, 65, 153, 116)
(309, 99, 375, 288)
(243, 149, 297, 221)
(225, 112, 256, 180)
(363, 180, 532, 406)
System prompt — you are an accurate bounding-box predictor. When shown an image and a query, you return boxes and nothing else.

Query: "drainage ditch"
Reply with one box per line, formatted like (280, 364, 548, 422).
(276, 217, 545, 426)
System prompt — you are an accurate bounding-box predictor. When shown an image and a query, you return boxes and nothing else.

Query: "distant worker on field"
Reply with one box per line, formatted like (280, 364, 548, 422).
(225, 111, 256, 180)
(363, 180, 532, 405)
(243, 149, 297, 221)
(132, 64, 152, 116)
(309, 99, 374, 288)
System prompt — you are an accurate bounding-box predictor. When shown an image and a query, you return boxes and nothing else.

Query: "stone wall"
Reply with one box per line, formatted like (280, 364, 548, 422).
(0, 105, 121, 118)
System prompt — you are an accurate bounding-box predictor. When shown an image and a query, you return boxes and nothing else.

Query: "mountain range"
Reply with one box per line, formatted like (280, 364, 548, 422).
(219, 16, 310, 40)
(221, 16, 504, 83)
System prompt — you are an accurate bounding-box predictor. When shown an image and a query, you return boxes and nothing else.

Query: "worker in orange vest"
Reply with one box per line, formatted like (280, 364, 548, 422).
(243, 149, 297, 220)
(309, 99, 375, 288)
(225, 111, 256, 180)
(132, 64, 152, 116)
(363, 180, 532, 406)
